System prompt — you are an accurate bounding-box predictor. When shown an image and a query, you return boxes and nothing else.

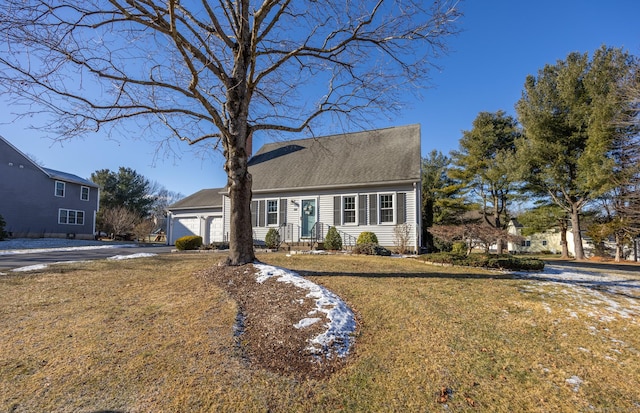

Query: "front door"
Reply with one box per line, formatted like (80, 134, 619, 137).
(301, 199, 317, 238)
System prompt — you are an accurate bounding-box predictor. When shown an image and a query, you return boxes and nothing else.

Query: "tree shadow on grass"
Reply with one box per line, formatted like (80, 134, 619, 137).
(296, 269, 517, 281)
(296, 267, 639, 302)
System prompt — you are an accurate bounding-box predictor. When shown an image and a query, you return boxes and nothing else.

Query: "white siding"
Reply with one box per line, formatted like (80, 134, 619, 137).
(241, 182, 420, 250)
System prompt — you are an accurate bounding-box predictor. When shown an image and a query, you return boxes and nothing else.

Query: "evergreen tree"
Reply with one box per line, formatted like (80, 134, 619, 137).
(450, 110, 522, 254)
(421, 150, 467, 252)
(516, 46, 639, 260)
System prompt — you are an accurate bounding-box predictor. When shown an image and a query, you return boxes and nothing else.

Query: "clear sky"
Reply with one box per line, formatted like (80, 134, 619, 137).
(1, 0, 639, 197)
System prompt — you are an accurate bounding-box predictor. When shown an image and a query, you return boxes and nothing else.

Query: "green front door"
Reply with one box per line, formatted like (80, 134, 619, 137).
(301, 199, 316, 238)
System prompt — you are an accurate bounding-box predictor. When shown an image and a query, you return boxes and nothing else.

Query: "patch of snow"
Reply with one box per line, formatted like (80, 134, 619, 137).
(294, 318, 322, 329)
(107, 253, 157, 260)
(11, 260, 89, 272)
(515, 265, 640, 325)
(254, 263, 356, 359)
(11, 264, 49, 272)
(565, 375, 583, 392)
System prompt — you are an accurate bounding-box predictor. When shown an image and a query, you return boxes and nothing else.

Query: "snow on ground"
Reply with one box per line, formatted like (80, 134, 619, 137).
(10, 261, 90, 273)
(107, 253, 158, 260)
(254, 263, 356, 359)
(0, 238, 135, 255)
(515, 264, 640, 324)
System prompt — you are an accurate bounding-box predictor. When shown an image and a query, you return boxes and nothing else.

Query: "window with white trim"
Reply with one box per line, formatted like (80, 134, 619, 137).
(343, 196, 356, 224)
(81, 186, 90, 201)
(55, 181, 65, 197)
(266, 200, 278, 225)
(59, 209, 85, 225)
(379, 194, 394, 223)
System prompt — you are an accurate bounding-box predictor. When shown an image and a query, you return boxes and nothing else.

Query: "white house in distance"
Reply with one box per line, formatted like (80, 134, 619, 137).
(507, 218, 597, 258)
(166, 124, 422, 251)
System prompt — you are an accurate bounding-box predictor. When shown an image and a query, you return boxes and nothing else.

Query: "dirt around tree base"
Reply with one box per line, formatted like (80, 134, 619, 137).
(197, 264, 353, 379)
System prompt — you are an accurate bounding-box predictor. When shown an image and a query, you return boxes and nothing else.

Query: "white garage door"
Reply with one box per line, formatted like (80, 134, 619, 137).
(208, 217, 223, 243)
(172, 217, 199, 244)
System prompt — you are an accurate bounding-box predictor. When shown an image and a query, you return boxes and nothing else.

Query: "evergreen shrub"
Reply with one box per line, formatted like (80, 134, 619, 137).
(265, 228, 280, 249)
(175, 235, 203, 251)
(451, 241, 467, 255)
(420, 253, 544, 271)
(324, 226, 343, 250)
(357, 231, 378, 245)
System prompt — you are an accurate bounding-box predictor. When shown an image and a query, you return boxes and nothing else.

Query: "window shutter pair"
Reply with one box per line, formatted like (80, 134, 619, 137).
(251, 199, 285, 227)
(329, 192, 407, 225)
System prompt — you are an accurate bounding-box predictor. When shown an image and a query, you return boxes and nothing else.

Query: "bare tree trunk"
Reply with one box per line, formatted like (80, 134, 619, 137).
(615, 234, 622, 262)
(223, 122, 256, 265)
(560, 227, 570, 259)
(570, 206, 585, 260)
(226, 166, 255, 265)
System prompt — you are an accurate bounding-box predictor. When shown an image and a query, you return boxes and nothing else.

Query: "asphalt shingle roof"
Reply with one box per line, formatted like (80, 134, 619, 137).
(169, 187, 225, 210)
(248, 124, 421, 192)
(42, 168, 98, 188)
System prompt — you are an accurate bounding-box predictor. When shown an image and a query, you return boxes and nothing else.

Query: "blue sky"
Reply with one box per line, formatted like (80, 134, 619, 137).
(1, 0, 639, 197)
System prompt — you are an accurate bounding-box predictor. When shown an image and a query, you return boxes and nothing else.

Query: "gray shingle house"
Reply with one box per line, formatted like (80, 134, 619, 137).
(166, 124, 422, 251)
(0, 136, 99, 239)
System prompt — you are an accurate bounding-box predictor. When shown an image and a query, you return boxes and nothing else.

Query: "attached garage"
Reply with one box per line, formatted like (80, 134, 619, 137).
(171, 216, 200, 243)
(207, 216, 224, 243)
(166, 188, 226, 246)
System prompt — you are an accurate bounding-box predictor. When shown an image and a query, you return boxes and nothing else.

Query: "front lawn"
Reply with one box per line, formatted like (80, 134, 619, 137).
(1, 253, 638, 412)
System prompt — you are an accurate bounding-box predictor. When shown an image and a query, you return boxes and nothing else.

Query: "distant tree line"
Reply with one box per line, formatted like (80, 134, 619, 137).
(422, 45, 640, 262)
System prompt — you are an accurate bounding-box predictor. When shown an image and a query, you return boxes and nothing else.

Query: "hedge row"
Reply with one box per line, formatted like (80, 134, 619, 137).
(421, 253, 545, 271)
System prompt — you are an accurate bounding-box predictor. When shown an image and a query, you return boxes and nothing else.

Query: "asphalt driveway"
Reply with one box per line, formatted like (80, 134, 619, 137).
(0, 240, 174, 271)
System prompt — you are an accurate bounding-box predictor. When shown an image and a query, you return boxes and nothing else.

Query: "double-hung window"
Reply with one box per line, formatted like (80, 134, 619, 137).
(379, 194, 394, 223)
(343, 196, 356, 224)
(266, 200, 278, 226)
(59, 209, 85, 225)
(55, 181, 65, 197)
(80, 186, 90, 201)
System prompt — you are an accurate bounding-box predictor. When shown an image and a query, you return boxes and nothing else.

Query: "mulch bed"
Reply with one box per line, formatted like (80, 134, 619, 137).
(197, 264, 352, 379)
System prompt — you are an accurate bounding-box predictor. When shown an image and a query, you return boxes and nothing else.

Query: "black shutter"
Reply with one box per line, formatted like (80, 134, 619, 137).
(397, 193, 406, 224)
(369, 194, 378, 225)
(333, 196, 341, 226)
(358, 194, 367, 225)
(279, 198, 287, 225)
(251, 201, 258, 227)
(258, 200, 266, 227)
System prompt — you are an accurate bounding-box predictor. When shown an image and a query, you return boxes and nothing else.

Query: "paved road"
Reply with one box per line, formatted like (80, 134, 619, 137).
(0, 245, 174, 271)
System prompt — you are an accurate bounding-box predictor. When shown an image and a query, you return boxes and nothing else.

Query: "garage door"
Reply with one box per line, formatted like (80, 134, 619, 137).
(172, 217, 199, 244)
(208, 217, 223, 243)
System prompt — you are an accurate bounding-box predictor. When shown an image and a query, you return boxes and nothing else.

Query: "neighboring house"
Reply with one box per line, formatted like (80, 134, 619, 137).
(167, 124, 422, 251)
(0, 136, 99, 239)
(507, 218, 595, 257)
(166, 188, 225, 245)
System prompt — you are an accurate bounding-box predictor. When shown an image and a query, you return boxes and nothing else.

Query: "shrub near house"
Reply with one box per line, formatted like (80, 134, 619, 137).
(175, 235, 203, 251)
(324, 226, 343, 251)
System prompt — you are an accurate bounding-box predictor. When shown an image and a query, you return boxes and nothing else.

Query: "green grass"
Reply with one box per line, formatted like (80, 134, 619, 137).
(1, 253, 638, 412)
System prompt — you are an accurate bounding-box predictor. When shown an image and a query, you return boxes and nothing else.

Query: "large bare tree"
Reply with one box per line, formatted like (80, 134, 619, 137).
(0, 0, 460, 265)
